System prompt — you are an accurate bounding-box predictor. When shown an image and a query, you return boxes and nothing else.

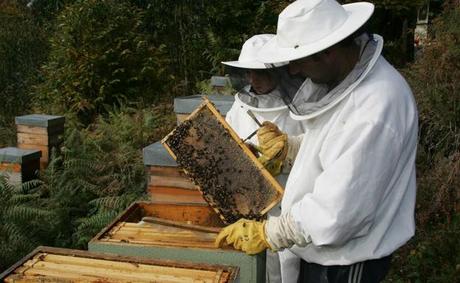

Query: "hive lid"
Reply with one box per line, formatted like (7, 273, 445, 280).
(174, 94, 234, 115)
(15, 114, 65, 128)
(0, 246, 238, 282)
(162, 98, 283, 224)
(210, 76, 231, 87)
(0, 147, 42, 164)
(143, 141, 178, 167)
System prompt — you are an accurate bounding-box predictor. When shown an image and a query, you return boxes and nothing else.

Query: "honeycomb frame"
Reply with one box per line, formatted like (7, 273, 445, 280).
(162, 98, 283, 224)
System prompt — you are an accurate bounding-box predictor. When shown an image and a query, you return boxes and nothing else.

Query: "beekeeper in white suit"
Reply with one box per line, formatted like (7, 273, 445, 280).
(222, 34, 305, 283)
(216, 1, 418, 282)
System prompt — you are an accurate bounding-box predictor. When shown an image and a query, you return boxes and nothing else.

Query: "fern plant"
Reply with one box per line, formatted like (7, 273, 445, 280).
(0, 175, 52, 271)
(30, 104, 173, 250)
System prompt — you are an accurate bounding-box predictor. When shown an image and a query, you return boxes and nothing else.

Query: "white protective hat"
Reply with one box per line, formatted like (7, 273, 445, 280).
(258, 0, 374, 64)
(222, 34, 282, 69)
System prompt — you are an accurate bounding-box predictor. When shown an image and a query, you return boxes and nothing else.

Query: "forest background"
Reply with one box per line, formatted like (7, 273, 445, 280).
(0, 0, 458, 281)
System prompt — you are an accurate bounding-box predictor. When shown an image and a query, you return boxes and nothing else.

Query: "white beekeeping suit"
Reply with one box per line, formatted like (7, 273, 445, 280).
(254, 1, 418, 282)
(222, 34, 305, 283)
(275, 32, 418, 283)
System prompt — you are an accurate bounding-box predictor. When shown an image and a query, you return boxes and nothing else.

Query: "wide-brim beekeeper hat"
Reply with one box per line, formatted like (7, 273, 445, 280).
(222, 34, 282, 69)
(258, 0, 374, 64)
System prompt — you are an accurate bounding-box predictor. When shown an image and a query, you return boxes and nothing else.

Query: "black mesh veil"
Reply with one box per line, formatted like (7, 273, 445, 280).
(223, 64, 305, 106)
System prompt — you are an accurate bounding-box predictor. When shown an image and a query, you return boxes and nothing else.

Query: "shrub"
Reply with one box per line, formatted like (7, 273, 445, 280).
(34, 0, 171, 125)
(407, 3, 460, 164)
(386, 2, 460, 282)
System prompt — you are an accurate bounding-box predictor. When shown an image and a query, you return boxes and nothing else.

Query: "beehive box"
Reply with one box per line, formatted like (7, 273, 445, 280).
(174, 94, 234, 124)
(15, 114, 65, 169)
(0, 147, 41, 186)
(162, 99, 283, 224)
(143, 141, 207, 204)
(0, 246, 238, 282)
(89, 201, 266, 283)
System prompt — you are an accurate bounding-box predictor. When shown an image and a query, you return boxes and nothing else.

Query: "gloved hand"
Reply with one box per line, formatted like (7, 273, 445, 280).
(214, 219, 272, 255)
(257, 121, 288, 175)
(260, 158, 283, 176)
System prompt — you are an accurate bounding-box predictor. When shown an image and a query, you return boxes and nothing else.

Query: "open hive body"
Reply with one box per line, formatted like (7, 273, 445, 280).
(94, 201, 224, 248)
(0, 246, 238, 283)
(89, 201, 266, 283)
(162, 99, 283, 224)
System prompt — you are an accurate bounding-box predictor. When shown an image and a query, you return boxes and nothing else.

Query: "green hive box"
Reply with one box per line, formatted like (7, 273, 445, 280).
(88, 201, 265, 283)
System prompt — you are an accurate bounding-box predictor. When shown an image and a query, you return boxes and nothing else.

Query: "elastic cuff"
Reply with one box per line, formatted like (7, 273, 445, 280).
(263, 221, 279, 252)
(286, 134, 303, 167)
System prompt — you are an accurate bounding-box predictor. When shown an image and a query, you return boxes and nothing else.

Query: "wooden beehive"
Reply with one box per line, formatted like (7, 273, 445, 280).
(93, 201, 224, 248)
(89, 201, 266, 283)
(174, 95, 234, 124)
(15, 114, 65, 169)
(162, 99, 283, 224)
(0, 246, 238, 282)
(0, 147, 41, 186)
(143, 141, 207, 204)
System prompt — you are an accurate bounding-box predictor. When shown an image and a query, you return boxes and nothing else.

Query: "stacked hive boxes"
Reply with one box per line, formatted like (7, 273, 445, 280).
(143, 141, 207, 204)
(0, 147, 41, 186)
(15, 114, 65, 169)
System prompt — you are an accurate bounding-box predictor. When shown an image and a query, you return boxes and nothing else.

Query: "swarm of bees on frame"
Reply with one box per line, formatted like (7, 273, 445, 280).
(164, 107, 278, 224)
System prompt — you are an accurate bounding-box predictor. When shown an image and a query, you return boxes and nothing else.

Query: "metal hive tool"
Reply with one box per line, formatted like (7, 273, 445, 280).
(162, 98, 283, 224)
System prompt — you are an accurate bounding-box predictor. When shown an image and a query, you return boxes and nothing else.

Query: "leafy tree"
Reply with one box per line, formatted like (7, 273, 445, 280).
(34, 0, 171, 125)
(0, 1, 48, 146)
(140, 0, 290, 96)
(26, 0, 77, 22)
(342, 0, 427, 66)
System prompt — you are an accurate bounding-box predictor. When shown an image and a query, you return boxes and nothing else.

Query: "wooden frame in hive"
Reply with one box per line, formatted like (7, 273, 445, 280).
(162, 98, 283, 224)
(0, 246, 238, 282)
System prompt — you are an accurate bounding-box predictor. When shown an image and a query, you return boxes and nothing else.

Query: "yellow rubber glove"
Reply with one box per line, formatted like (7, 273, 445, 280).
(260, 159, 283, 176)
(215, 219, 272, 255)
(257, 121, 288, 176)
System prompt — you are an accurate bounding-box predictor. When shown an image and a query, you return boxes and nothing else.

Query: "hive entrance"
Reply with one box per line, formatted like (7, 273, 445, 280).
(163, 99, 282, 224)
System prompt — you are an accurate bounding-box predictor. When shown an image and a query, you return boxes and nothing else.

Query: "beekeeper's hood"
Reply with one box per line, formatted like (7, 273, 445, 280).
(222, 34, 303, 111)
(257, 0, 382, 120)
